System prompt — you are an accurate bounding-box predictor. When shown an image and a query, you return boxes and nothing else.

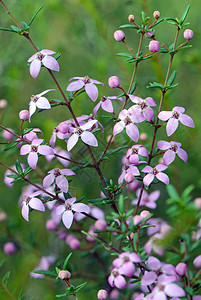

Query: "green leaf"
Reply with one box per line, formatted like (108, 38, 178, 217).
(182, 185, 194, 199)
(6, 174, 19, 179)
(0, 27, 15, 32)
(62, 253, 72, 270)
(4, 141, 19, 151)
(117, 53, 133, 58)
(101, 146, 128, 159)
(2, 271, 10, 286)
(23, 128, 34, 135)
(15, 160, 23, 174)
(141, 11, 146, 22)
(147, 82, 164, 89)
(150, 18, 165, 28)
(130, 82, 136, 94)
(119, 24, 138, 29)
(177, 45, 192, 51)
(10, 25, 20, 32)
(118, 195, 125, 214)
(54, 52, 61, 60)
(166, 184, 179, 199)
(167, 71, 176, 86)
(180, 5, 190, 24)
(0, 260, 5, 268)
(28, 4, 44, 26)
(21, 22, 29, 30)
(74, 281, 87, 292)
(33, 270, 57, 277)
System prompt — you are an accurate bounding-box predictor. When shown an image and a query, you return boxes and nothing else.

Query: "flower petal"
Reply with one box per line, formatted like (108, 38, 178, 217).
(143, 174, 154, 186)
(28, 152, 38, 169)
(22, 204, 29, 222)
(62, 210, 73, 229)
(164, 283, 185, 297)
(20, 145, 31, 155)
(143, 107, 154, 122)
(73, 203, 90, 214)
(67, 134, 79, 151)
(126, 123, 139, 142)
(56, 176, 68, 193)
(36, 97, 51, 110)
(41, 49, 56, 55)
(158, 111, 172, 121)
(163, 150, 176, 165)
(180, 113, 195, 128)
(43, 173, 55, 189)
(81, 131, 98, 147)
(157, 140, 170, 150)
(30, 59, 41, 78)
(29, 102, 37, 118)
(113, 122, 124, 136)
(102, 99, 114, 113)
(42, 55, 60, 72)
(177, 148, 188, 163)
(156, 172, 169, 185)
(166, 118, 179, 136)
(85, 83, 98, 102)
(114, 275, 127, 289)
(66, 80, 85, 91)
(29, 198, 45, 212)
(38, 145, 54, 155)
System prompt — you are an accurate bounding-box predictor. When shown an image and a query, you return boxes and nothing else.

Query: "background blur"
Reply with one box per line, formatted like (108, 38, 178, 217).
(0, 0, 200, 299)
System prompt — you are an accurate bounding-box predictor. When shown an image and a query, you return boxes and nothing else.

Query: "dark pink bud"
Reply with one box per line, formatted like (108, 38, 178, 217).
(176, 262, 187, 276)
(95, 219, 107, 231)
(0, 212, 7, 222)
(124, 172, 134, 183)
(19, 110, 30, 121)
(97, 289, 108, 300)
(145, 30, 155, 39)
(128, 14, 135, 22)
(3, 242, 16, 255)
(114, 30, 125, 42)
(108, 76, 120, 89)
(193, 255, 201, 268)
(66, 235, 80, 250)
(58, 270, 71, 280)
(184, 29, 194, 40)
(86, 229, 97, 242)
(140, 210, 150, 219)
(2, 129, 14, 140)
(149, 40, 160, 52)
(153, 11, 160, 19)
(46, 219, 57, 231)
(0, 99, 8, 109)
(58, 122, 70, 134)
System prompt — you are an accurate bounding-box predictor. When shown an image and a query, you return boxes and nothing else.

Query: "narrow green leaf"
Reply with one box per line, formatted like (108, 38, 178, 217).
(15, 160, 23, 174)
(117, 53, 133, 58)
(166, 184, 179, 199)
(28, 4, 44, 26)
(7, 174, 19, 179)
(0, 27, 15, 32)
(182, 185, 194, 199)
(141, 11, 146, 22)
(151, 18, 165, 28)
(118, 195, 124, 214)
(167, 71, 176, 86)
(62, 253, 72, 270)
(130, 82, 136, 94)
(74, 281, 87, 292)
(10, 25, 20, 32)
(2, 271, 10, 286)
(119, 24, 138, 29)
(33, 270, 57, 277)
(180, 5, 190, 23)
(21, 22, 29, 30)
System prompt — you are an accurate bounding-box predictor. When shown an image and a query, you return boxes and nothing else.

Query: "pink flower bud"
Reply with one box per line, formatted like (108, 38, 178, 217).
(194, 198, 201, 208)
(19, 110, 29, 121)
(124, 172, 134, 183)
(114, 30, 125, 42)
(140, 210, 150, 219)
(0, 212, 7, 222)
(95, 219, 107, 231)
(184, 29, 194, 40)
(58, 122, 70, 134)
(149, 40, 160, 52)
(2, 129, 14, 140)
(176, 262, 187, 276)
(153, 11, 160, 19)
(3, 242, 16, 255)
(58, 270, 71, 280)
(87, 229, 97, 242)
(128, 14, 135, 22)
(66, 235, 80, 250)
(126, 232, 134, 240)
(140, 132, 148, 141)
(193, 255, 201, 268)
(110, 289, 120, 299)
(46, 219, 57, 231)
(97, 289, 108, 300)
(133, 215, 142, 225)
(0, 99, 8, 109)
(108, 76, 120, 89)
(145, 30, 156, 39)
(127, 180, 140, 191)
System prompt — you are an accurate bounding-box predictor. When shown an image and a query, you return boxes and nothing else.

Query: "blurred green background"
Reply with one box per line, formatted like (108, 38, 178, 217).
(0, 0, 201, 299)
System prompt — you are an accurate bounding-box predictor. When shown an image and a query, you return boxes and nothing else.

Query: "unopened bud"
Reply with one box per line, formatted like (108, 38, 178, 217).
(124, 172, 134, 183)
(66, 235, 80, 250)
(140, 210, 150, 219)
(153, 11, 160, 19)
(0, 99, 8, 109)
(97, 289, 108, 300)
(58, 122, 70, 134)
(3, 242, 16, 255)
(58, 270, 71, 280)
(0, 212, 7, 222)
(194, 198, 201, 208)
(184, 29, 194, 40)
(149, 40, 160, 52)
(46, 219, 57, 231)
(19, 110, 29, 121)
(175, 262, 187, 276)
(193, 255, 201, 268)
(133, 215, 142, 225)
(145, 30, 156, 39)
(2, 129, 14, 140)
(108, 76, 120, 89)
(140, 132, 148, 141)
(95, 219, 107, 231)
(128, 14, 135, 22)
(114, 30, 125, 42)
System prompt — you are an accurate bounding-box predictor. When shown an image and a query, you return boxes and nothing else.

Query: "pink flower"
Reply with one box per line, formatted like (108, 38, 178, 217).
(113, 252, 141, 277)
(56, 198, 90, 229)
(129, 95, 156, 122)
(149, 40, 160, 52)
(158, 106, 195, 136)
(114, 30, 125, 42)
(113, 108, 142, 142)
(30, 256, 55, 278)
(3, 242, 16, 255)
(142, 164, 169, 186)
(28, 49, 60, 78)
(184, 29, 194, 40)
(21, 191, 45, 222)
(97, 289, 108, 300)
(108, 76, 120, 89)
(118, 164, 140, 184)
(43, 168, 75, 194)
(126, 144, 148, 165)
(20, 138, 54, 169)
(93, 96, 123, 115)
(67, 120, 98, 151)
(29, 89, 55, 121)
(66, 75, 103, 102)
(108, 268, 127, 289)
(132, 189, 160, 209)
(157, 140, 188, 165)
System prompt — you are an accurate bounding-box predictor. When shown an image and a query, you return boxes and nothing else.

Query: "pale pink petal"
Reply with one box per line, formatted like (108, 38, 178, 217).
(156, 172, 169, 185)
(101, 99, 114, 113)
(147, 256, 161, 271)
(62, 210, 73, 229)
(119, 109, 128, 120)
(177, 148, 188, 162)
(90, 79, 104, 85)
(173, 106, 185, 113)
(28, 152, 38, 169)
(114, 275, 127, 289)
(43, 173, 55, 188)
(32, 138, 43, 145)
(61, 169, 75, 176)
(154, 291, 167, 300)
(119, 262, 135, 277)
(37, 89, 56, 97)
(163, 150, 176, 165)
(141, 271, 157, 286)
(93, 102, 101, 116)
(145, 97, 156, 106)
(69, 76, 83, 81)
(138, 147, 148, 156)
(108, 275, 115, 287)
(85, 83, 98, 102)
(55, 205, 65, 215)
(42, 56, 60, 72)
(38, 145, 54, 155)
(157, 140, 170, 150)
(113, 122, 124, 136)
(158, 111, 172, 121)
(27, 53, 38, 62)
(67, 134, 79, 151)
(164, 283, 185, 297)
(166, 118, 179, 136)
(40, 49, 56, 55)
(143, 107, 154, 122)
(81, 131, 98, 147)
(20, 145, 31, 155)
(56, 176, 68, 193)
(149, 190, 160, 202)
(129, 95, 141, 104)
(29, 198, 45, 212)
(180, 114, 195, 128)
(143, 174, 154, 186)
(36, 97, 51, 110)
(126, 123, 139, 142)
(72, 203, 90, 214)
(142, 166, 152, 173)
(29, 102, 37, 118)
(66, 80, 85, 91)
(81, 120, 97, 130)
(30, 59, 41, 78)
(22, 204, 29, 222)
(156, 164, 168, 171)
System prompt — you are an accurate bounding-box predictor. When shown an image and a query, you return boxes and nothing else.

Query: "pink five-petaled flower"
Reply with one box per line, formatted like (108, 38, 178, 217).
(157, 140, 188, 165)
(67, 120, 98, 151)
(21, 191, 45, 222)
(126, 144, 148, 165)
(28, 49, 60, 78)
(43, 168, 75, 194)
(142, 164, 169, 186)
(113, 108, 142, 142)
(108, 268, 127, 289)
(29, 89, 55, 121)
(132, 189, 160, 209)
(93, 96, 123, 115)
(20, 139, 54, 169)
(113, 252, 141, 277)
(129, 95, 156, 122)
(158, 106, 195, 136)
(66, 75, 103, 102)
(56, 198, 90, 229)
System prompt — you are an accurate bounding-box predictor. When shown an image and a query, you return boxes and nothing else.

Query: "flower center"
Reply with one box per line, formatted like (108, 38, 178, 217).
(123, 256, 130, 263)
(31, 95, 39, 103)
(152, 168, 158, 175)
(157, 284, 165, 291)
(53, 127, 59, 133)
(132, 148, 138, 154)
(123, 164, 129, 171)
(37, 52, 45, 61)
(172, 111, 180, 119)
(101, 96, 107, 102)
(139, 101, 148, 110)
(124, 116, 132, 126)
(75, 127, 84, 136)
(65, 203, 72, 211)
(54, 168, 61, 177)
(112, 270, 119, 278)
(170, 144, 178, 152)
(84, 75, 90, 84)
(31, 145, 38, 152)
(24, 196, 31, 204)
